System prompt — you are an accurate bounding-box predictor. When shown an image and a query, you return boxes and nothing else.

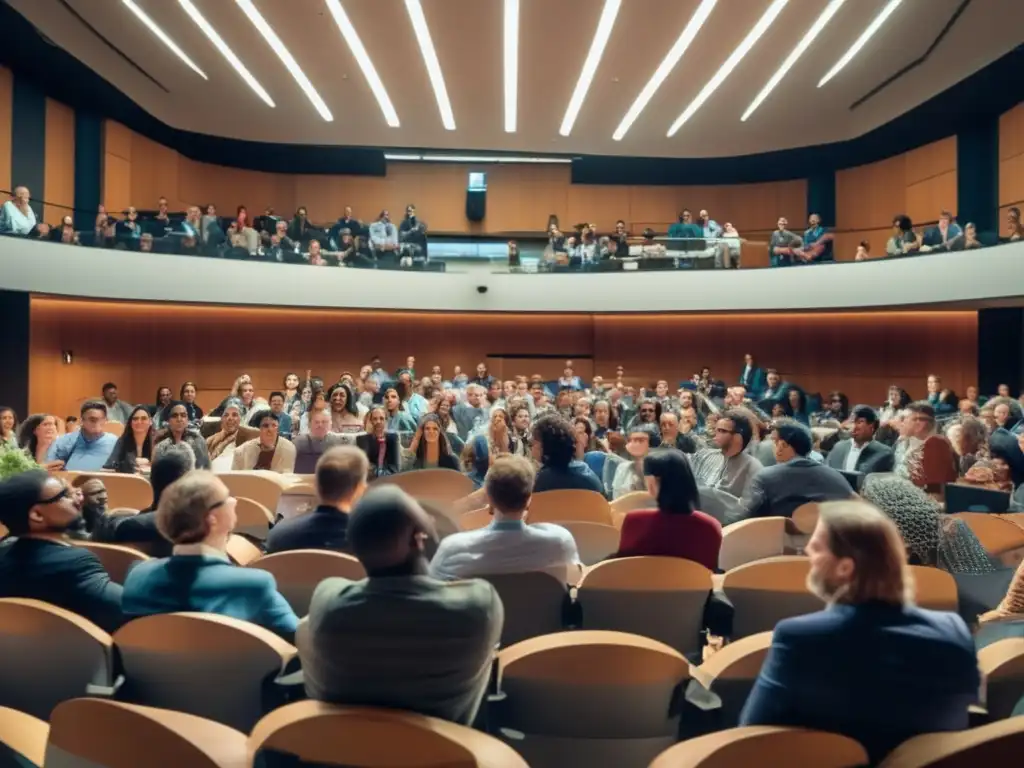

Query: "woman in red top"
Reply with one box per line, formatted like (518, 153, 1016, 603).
(615, 449, 722, 571)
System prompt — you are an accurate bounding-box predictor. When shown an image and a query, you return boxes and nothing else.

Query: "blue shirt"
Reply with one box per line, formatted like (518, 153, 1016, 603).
(47, 430, 118, 471)
(430, 519, 580, 584)
(533, 460, 604, 494)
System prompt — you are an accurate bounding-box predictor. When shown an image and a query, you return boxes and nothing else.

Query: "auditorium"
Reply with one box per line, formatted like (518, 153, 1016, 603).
(2, 0, 1024, 765)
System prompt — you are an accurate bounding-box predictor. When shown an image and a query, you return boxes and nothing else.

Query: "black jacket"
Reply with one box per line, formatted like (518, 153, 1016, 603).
(825, 439, 895, 475)
(735, 457, 853, 523)
(266, 505, 349, 554)
(356, 432, 401, 477)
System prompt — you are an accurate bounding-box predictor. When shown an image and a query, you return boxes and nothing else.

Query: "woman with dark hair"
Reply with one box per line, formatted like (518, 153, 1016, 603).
(327, 383, 362, 433)
(288, 205, 311, 244)
(104, 405, 155, 473)
(17, 413, 60, 468)
(179, 381, 205, 422)
(465, 408, 518, 487)
(156, 401, 211, 469)
(0, 406, 18, 449)
(614, 449, 722, 570)
(408, 414, 460, 471)
(383, 386, 417, 432)
(879, 385, 911, 425)
(813, 391, 849, 425)
(299, 389, 328, 434)
(784, 387, 809, 426)
(151, 386, 174, 428)
(947, 416, 990, 476)
(282, 372, 301, 406)
(887, 214, 921, 256)
(573, 416, 595, 460)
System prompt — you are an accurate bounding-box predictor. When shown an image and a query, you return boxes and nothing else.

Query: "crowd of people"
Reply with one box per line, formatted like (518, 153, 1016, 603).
(4, 186, 1021, 272)
(2, 353, 1024, 763)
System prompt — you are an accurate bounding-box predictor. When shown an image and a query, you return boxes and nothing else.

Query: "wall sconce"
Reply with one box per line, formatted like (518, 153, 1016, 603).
(61, 350, 73, 365)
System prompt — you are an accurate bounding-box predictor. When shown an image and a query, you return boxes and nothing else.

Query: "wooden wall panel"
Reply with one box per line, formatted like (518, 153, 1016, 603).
(833, 227, 893, 264)
(43, 99, 75, 224)
(0, 66, 12, 194)
(129, 132, 181, 211)
(999, 102, 1024, 214)
(179, 158, 296, 217)
(485, 164, 570, 232)
(29, 297, 978, 420)
(567, 184, 625, 232)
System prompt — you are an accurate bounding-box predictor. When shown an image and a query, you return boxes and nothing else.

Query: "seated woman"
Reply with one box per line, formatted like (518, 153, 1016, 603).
(206, 400, 243, 471)
(232, 410, 296, 473)
(615, 449, 722, 571)
(406, 414, 460, 471)
(121, 470, 298, 640)
(785, 386, 810, 426)
(383, 386, 417, 432)
(465, 408, 518, 488)
(812, 391, 848, 426)
(592, 399, 619, 441)
(103, 405, 154, 473)
(299, 389, 328, 434)
(149, 387, 174, 429)
(573, 416, 596, 461)
(16, 413, 62, 470)
(156, 402, 211, 469)
(179, 381, 205, 423)
(327, 383, 363, 433)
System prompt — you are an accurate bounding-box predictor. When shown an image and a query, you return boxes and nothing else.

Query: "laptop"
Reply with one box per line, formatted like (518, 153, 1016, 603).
(943, 483, 1011, 514)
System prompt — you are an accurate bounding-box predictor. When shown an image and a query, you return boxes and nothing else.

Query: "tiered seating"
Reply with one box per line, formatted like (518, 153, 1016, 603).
(719, 556, 822, 639)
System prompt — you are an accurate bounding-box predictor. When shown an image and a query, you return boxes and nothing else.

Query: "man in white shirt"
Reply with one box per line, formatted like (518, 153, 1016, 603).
(430, 455, 581, 585)
(826, 405, 894, 476)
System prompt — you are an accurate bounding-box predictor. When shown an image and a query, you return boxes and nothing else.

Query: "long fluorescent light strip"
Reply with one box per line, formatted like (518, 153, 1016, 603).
(560, 0, 622, 137)
(612, 0, 717, 141)
(741, 0, 846, 121)
(121, 0, 207, 79)
(385, 154, 571, 164)
(177, 0, 272, 106)
(325, 0, 399, 127)
(819, 0, 903, 87)
(235, 0, 332, 121)
(504, 0, 519, 133)
(668, 0, 790, 136)
(404, 1, 454, 130)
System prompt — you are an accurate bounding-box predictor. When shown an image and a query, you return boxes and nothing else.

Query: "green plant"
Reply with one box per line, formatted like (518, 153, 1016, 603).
(0, 444, 39, 481)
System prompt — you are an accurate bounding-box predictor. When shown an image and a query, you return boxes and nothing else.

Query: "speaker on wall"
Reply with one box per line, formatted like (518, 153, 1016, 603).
(466, 171, 487, 223)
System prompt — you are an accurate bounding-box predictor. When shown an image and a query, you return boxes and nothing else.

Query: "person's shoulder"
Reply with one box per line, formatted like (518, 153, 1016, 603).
(772, 607, 851, 642)
(904, 606, 974, 646)
(435, 577, 501, 616)
(532, 522, 580, 542)
(306, 577, 364, 616)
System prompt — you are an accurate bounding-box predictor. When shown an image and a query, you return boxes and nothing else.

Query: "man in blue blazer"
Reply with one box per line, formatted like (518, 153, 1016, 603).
(740, 500, 979, 764)
(738, 353, 766, 398)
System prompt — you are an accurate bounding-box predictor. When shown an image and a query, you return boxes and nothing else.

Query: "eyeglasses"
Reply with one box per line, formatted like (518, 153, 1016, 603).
(38, 487, 70, 505)
(206, 495, 234, 513)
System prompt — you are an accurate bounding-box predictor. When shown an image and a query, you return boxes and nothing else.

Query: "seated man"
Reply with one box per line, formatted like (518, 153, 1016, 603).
(741, 501, 979, 764)
(612, 423, 660, 500)
(531, 414, 604, 494)
(0, 470, 124, 632)
(690, 409, 763, 498)
(431, 455, 581, 584)
(825, 405, 895, 475)
(734, 419, 852, 523)
(293, 408, 345, 474)
(231, 410, 296, 473)
(46, 400, 118, 471)
(297, 486, 503, 725)
(267, 446, 367, 554)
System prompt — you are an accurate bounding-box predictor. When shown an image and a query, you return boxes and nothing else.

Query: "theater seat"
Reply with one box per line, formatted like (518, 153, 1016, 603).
(609, 491, 655, 529)
(373, 468, 475, 504)
(0, 598, 116, 720)
(459, 506, 491, 532)
(721, 556, 823, 639)
(718, 517, 787, 571)
(44, 699, 248, 768)
(113, 612, 297, 732)
(555, 521, 620, 565)
(948, 513, 1024, 560)
(215, 472, 283, 514)
(977, 637, 1024, 721)
(0, 706, 48, 766)
(877, 716, 1024, 767)
(493, 630, 691, 768)
(909, 565, 959, 612)
(690, 632, 773, 727)
(80, 473, 152, 511)
(72, 541, 150, 584)
(480, 571, 569, 647)
(233, 496, 275, 541)
(527, 489, 613, 526)
(248, 701, 528, 767)
(225, 534, 262, 566)
(247, 550, 366, 615)
(649, 726, 868, 768)
(576, 556, 713, 657)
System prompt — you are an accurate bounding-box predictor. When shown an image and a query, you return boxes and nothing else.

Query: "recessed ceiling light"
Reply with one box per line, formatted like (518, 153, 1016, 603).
(668, 0, 790, 136)
(177, 0, 273, 107)
(405, 0, 455, 130)
(325, 0, 399, 128)
(560, 0, 622, 137)
(612, 0, 718, 141)
(818, 0, 903, 88)
(504, 0, 519, 133)
(121, 0, 207, 79)
(235, 0, 332, 121)
(741, 0, 846, 122)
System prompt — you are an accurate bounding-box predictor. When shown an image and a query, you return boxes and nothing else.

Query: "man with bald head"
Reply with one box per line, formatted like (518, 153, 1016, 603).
(297, 486, 503, 725)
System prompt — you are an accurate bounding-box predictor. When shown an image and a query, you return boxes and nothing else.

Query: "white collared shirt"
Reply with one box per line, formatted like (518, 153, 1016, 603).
(172, 543, 230, 561)
(844, 441, 867, 472)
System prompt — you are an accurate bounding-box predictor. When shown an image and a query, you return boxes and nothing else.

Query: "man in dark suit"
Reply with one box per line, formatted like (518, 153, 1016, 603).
(267, 446, 368, 554)
(356, 408, 401, 478)
(738, 353, 766, 397)
(826, 405, 894, 476)
(733, 419, 852, 523)
(0, 471, 124, 632)
(759, 368, 784, 403)
(741, 501, 979, 764)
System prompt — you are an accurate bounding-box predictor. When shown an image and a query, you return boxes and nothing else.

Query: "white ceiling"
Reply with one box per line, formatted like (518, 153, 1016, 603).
(11, 0, 1023, 158)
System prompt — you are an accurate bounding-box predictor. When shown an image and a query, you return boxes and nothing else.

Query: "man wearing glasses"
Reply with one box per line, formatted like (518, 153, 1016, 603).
(691, 409, 764, 499)
(0, 470, 124, 632)
(46, 400, 118, 471)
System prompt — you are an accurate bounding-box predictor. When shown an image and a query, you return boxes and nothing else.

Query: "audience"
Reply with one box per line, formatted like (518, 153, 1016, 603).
(157, 402, 212, 470)
(407, 414, 460, 471)
(231, 410, 296, 472)
(46, 401, 118, 471)
(615, 449, 721, 570)
(740, 500, 979, 764)
(611, 423, 660, 499)
(292, 407, 344, 474)
(103, 405, 154, 473)
(530, 414, 603, 494)
(266, 446, 367, 554)
(356, 406, 401, 477)
(431, 455, 581, 584)
(121, 470, 298, 640)
(297, 486, 503, 725)
(690, 408, 763, 498)
(16, 413, 61, 469)
(0, 470, 124, 631)
(0, 186, 37, 235)
(824, 405, 894, 474)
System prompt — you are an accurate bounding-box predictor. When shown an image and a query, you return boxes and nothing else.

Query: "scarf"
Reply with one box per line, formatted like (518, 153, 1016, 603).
(207, 430, 237, 460)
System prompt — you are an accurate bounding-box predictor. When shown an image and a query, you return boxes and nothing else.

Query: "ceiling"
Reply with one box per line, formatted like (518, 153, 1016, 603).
(9, 0, 1023, 158)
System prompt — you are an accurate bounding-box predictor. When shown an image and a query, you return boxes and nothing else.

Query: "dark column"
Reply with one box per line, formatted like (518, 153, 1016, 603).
(74, 111, 104, 232)
(977, 308, 1024, 397)
(807, 170, 836, 227)
(957, 118, 999, 237)
(10, 76, 46, 219)
(0, 291, 30, 418)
